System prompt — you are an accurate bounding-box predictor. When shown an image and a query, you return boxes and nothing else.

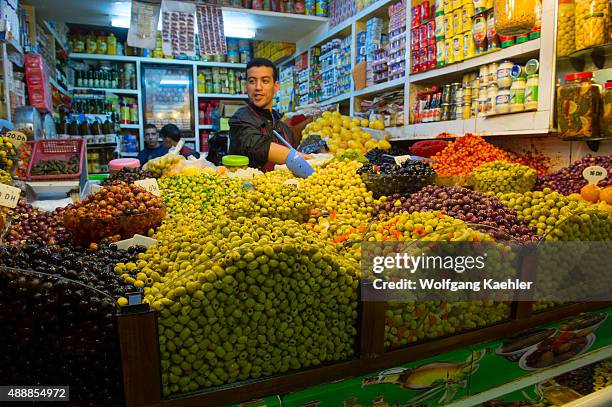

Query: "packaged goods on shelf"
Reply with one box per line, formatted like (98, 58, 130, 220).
(25, 54, 53, 112)
(329, 0, 357, 27)
(197, 67, 247, 95)
(365, 18, 385, 86)
(278, 64, 294, 112)
(410, 58, 539, 123)
(388, 0, 407, 80)
(253, 40, 296, 62)
(309, 46, 322, 103)
(359, 89, 405, 127)
(74, 62, 135, 90)
(356, 31, 367, 64)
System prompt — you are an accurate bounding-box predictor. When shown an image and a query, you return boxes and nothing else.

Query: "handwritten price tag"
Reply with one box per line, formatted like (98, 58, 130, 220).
(134, 178, 161, 196)
(0, 183, 21, 208)
(583, 166, 607, 185)
(90, 184, 103, 194)
(394, 155, 412, 165)
(5, 131, 27, 149)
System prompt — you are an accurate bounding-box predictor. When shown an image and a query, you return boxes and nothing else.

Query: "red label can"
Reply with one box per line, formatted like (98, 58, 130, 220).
(427, 20, 436, 46)
(427, 45, 436, 70)
(411, 50, 420, 73)
(411, 27, 420, 51)
(411, 6, 421, 28)
(421, 1, 430, 22)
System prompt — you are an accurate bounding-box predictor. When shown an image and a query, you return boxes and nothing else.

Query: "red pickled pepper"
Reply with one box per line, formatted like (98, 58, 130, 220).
(431, 134, 512, 175)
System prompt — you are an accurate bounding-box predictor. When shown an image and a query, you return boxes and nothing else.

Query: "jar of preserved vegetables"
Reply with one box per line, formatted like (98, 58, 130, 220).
(557, 0, 576, 57)
(557, 72, 602, 139)
(494, 0, 536, 36)
(583, 13, 608, 48)
(602, 81, 612, 138)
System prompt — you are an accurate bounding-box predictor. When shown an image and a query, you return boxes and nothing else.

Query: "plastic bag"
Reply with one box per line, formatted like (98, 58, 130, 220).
(143, 140, 186, 178)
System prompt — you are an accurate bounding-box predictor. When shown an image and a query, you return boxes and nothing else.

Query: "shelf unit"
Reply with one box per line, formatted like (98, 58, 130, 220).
(279, 0, 558, 141)
(120, 124, 140, 129)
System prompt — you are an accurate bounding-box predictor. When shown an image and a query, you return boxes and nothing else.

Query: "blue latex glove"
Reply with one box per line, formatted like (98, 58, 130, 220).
(285, 149, 314, 178)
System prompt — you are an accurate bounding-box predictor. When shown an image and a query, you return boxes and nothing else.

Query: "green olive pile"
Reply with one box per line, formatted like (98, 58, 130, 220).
(0, 168, 11, 185)
(116, 215, 359, 396)
(158, 173, 243, 221)
(227, 173, 313, 222)
(0, 136, 16, 171)
(496, 188, 612, 240)
(593, 359, 612, 392)
(471, 161, 537, 194)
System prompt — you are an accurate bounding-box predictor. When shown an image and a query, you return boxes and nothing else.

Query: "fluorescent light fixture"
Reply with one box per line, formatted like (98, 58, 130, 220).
(224, 25, 256, 39)
(159, 79, 190, 85)
(111, 17, 130, 28)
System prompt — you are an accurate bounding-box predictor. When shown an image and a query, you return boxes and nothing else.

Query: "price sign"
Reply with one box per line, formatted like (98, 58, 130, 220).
(134, 178, 161, 196)
(0, 183, 21, 208)
(90, 184, 103, 194)
(283, 179, 301, 188)
(5, 131, 27, 149)
(394, 155, 412, 165)
(582, 166, 608, 185)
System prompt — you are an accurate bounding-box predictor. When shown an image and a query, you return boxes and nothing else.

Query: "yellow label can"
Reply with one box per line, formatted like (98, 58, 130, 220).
(445, 38, 454, 64)
(463, 31, 475, 59)
(452, 34, 464, 62)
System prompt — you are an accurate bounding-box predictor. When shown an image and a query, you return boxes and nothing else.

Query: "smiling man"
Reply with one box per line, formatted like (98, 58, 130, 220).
(228, 58, 298, 171)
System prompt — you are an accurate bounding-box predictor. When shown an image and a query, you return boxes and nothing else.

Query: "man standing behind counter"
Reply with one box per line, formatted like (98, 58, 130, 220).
(137, 124, 168, 166)
(229, 58, 302, 171)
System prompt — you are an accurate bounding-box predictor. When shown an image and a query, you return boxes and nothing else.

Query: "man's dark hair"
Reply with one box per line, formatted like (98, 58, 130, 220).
(144, 123, 157, 131)
(160, 124, 181, 142)
(246, 58, 278, 82)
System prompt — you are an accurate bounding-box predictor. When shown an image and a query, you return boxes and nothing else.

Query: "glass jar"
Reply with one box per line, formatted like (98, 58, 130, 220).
(556, 72, 602, 139)
(574, 0, 587, 50)
(487, 83, 498, 115)
(525, 74, 539, 111)
(497, 60, 514, 89)
(494, 0, 536, 36)
(222, 155, 250, 172)
(473, 12, 488, 54)
(583, 13, 608, 48)
(510, 76, 526, 112)
(601, 81, 611, 138)
(496, 88, 511, 114)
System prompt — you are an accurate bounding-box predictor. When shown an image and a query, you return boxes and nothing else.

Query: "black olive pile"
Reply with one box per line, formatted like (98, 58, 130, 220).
(357, 159, 436, 198)
(102, 166, 154, 186)
(364, 146, 406, 163)
(0, 241, 146, 405)
(555, 364, 596, 395)
(30, 155, 80, 176)
(0, 241, 145, 299)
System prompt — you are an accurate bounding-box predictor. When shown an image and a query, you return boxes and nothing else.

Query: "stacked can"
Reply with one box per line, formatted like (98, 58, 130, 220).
(432, 0, 475, 67)
(388, 0, 407, 80)
(410, 1, 436, 73)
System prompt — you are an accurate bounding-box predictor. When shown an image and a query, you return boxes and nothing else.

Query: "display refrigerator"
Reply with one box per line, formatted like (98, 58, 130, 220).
(141, 64, 194, 142)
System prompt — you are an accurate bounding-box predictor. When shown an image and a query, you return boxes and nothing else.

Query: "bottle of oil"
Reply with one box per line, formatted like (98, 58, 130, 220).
(107, 32, 117, 55)
(86, 32, 97, 54)
(96, 32, 107, 54)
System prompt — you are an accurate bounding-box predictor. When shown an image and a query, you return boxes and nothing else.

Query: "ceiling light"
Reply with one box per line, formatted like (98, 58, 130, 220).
(111, 17, 130, 28)
(159, 79, 190, 85)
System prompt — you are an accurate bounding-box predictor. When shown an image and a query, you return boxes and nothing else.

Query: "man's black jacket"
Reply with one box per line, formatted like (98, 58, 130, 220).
(228, 103, 296, 168)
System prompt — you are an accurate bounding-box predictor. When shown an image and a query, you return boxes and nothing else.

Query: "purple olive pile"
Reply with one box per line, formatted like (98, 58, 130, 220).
(535, 154, 611, 196)
(102, 166, 154, 186)
(2, 200, 69, 246)
(371, 185, 538, 241)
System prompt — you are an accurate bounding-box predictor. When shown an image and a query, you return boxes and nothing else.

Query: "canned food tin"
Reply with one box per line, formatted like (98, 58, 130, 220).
(451, 0, 461, 10)
(435, 13, 445, 39)
(427, 20, 436, 46)
(443, 84, 452, 103)
(436, 40, 446, 66)
(462, 102, 471, 119)
(443, 0, 452, 14)
(463, 31, 475, 59)
(452, 34, 464, 62)
(445, 38, 454, 64)
(455, 86, 464, 103)
(488, 62, 498, 84)
(450, 103, 459, 120)
(471, 99, 479, 117)
(441, 103, 451, 121)
(463, 84, 472, 100)
(473, 0, 486, 13)
(444, 14, 454, 39)
(453, 9, 463, 34)
(451, 82, 461, 100)
(478, 98, 488, 117)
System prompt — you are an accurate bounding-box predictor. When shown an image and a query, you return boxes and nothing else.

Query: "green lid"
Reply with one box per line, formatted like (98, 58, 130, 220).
(436, 10, 444, 16)
(528, 31, 540, 40)
(89, 173, 109, 181)
(525, 58, 540, 75)
(501, 39, 515, 48)
(222, 155, 249, 166)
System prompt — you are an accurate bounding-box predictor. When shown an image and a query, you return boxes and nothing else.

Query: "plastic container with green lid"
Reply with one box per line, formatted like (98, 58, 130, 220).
(222, 155, 249, 171)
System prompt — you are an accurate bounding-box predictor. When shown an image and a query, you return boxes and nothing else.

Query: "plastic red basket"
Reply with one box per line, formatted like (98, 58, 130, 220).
(26, 139, 85, 180)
